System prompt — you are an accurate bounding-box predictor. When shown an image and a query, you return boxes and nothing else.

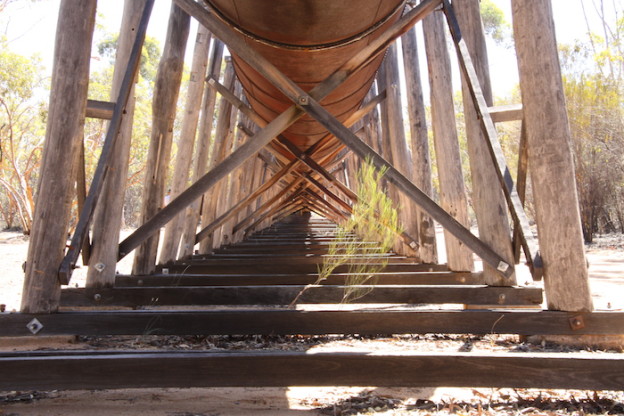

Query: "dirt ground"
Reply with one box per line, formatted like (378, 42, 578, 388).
(1, 230, 623, 415)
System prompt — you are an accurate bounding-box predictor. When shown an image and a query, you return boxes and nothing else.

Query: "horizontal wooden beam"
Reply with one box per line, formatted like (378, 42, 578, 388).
(488, 103, 523, 123)
(155, 263, 448, 275)
(59, 285, 543, 307)
(2, 310, 622, 337)
(2, 350, 623, 390)
(114, 271, 482, 287)
(85, 99, 115, 119)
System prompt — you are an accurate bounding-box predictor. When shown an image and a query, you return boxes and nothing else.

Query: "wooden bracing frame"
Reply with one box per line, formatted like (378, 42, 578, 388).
(10, 1, 618, 392)
(57, 0, 543, 285)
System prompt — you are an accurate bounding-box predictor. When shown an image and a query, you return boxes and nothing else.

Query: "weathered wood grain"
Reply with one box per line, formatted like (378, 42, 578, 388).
(2, 350, 623, 390)
(21, 0, 97, 312)
(511, 0, 593, 311)
(2, 310, 622, 337)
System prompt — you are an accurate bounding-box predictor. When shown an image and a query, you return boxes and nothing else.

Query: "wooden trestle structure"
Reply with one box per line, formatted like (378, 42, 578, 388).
(3, 0, 623, 391)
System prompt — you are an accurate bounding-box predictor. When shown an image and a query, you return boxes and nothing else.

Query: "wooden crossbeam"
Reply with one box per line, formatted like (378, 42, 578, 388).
(489, 104, 523, 123)
(3, 350, 623, 391)
(154, 262, 440, 275)
(2, 310, 622, 337)
(197, 77, 387, 244)
(59, 285, 543, 307)
(194, 159, 299, 243)
(233, 179, 305, 233)
(115, 0, 441, 260)
(85, 99, 115, 119)
(174, 0, 513, 279)
(114, 272, 481, 287)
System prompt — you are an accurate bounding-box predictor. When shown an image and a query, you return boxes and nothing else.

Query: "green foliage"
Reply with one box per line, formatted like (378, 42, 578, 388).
(97, 34, 162, 82)
(480, 0, 510, 46)
(290, 158, 403, 306)
(559, 1, 624, 240)
(0, 37, 47, 232)
(563, 73, 624, 240)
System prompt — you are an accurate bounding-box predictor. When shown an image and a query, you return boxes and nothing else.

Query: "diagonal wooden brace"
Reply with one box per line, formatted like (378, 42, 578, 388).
(118, 0, 442, 260)
(442, 0, 543, 280)
(179, 0, 514, 277)
(58, 0, 155, 285)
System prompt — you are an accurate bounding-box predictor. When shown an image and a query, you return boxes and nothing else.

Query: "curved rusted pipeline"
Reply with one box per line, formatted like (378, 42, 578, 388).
(203, 0, 406, 149)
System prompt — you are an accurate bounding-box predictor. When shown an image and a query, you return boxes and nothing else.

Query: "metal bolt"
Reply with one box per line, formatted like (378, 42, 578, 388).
(94, 262, 106, 272)
(93, 293, 102, 302)
(162, 268, 169, 275)
(137, 279, 144, 286)
(498, 294, 506, 305)
(298, 95, 309, 106)
(569, 315, 585, 330)
(497, 261, 510, 273)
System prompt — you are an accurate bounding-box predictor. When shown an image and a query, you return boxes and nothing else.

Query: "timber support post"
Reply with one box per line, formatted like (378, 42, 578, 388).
(422, 8, 474, 272)
(511, 0, 593, 311)
(452, 0, 516, 286)
(87, 0, 150, 288)
(21, 0, 97, 313)
(132, 3, 190, 274)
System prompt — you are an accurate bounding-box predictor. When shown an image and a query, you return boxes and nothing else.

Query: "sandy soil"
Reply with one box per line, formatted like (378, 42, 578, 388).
(1, 230, 623, 415)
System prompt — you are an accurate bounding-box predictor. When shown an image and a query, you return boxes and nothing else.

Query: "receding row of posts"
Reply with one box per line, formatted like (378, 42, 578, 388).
(22, 0, 592, 313)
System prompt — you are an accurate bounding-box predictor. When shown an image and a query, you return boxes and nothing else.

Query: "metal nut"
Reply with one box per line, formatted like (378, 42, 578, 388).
(297, 95, 309, 106)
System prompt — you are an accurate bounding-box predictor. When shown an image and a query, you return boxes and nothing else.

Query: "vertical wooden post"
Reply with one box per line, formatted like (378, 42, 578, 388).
(159, 24, 211, 264)
(401, 26, 438, 264)
(179, 39, 224, 258)
(132, 4, 190, 274)
(454, 0, 515, 285)
(511, 0, 592, 311)
(199, 58, 235, 254)
(363, 84, 382, 154)
(87, 0, 147, 288)
(213, 78, 241, 247)
(21, 0, 97, 313)
(423, 10, 474, 271)
(382, 43, 419, 258)
(377, 58, 407, 255)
